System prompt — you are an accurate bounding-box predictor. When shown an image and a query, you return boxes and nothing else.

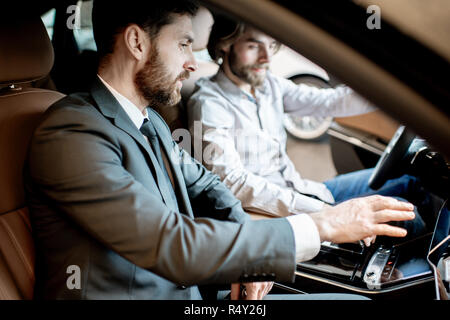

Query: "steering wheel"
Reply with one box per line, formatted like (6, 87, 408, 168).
(368, 126, 416, 190)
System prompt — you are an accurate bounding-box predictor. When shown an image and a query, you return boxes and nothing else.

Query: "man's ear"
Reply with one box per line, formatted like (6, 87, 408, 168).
(221, 43, 231, 55)
(218, 43, 231, 63)
(123, 24, 150, 61)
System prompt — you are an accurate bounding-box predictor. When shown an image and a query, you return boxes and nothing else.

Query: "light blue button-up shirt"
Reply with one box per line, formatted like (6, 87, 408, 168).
(188, 70, 375, 217)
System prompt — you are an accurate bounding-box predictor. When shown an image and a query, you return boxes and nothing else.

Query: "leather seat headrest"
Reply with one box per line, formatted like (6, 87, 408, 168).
(0, 17, 54, 86)
(192, 7, 214, 52)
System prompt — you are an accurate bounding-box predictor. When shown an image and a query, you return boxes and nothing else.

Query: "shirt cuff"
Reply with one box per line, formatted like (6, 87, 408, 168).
(286, 213, 321, 263)
(293, 192, 326, 213)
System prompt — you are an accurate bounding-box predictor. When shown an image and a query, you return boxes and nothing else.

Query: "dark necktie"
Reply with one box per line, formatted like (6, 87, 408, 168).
(140, 118, 179, 211)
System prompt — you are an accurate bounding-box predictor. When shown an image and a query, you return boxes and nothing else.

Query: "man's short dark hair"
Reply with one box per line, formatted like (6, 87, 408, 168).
(92, 0, 198, 62)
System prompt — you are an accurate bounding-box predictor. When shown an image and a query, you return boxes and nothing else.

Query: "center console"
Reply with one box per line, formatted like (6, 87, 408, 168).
(293, 199, 449, 298)
(296, 234, 433, 293)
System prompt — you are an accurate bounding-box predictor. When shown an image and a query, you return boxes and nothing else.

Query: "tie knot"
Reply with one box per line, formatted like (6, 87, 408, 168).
(140, 118, 156, 137)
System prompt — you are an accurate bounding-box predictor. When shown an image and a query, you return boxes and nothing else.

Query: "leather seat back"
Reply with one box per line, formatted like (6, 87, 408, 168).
(0, 17, 65, 300)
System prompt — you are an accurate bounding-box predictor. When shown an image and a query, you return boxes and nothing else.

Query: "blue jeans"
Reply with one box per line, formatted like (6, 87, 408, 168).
(324, 168, 418, 203)
(324, 168, 427, 240)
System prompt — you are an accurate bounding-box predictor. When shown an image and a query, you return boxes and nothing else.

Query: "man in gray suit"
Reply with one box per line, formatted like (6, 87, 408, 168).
(25, 0, 415, 300)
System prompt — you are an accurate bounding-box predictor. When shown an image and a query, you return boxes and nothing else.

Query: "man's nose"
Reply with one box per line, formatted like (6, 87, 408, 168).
(258, 46, 271, 64)
(184, 51, 198, 73)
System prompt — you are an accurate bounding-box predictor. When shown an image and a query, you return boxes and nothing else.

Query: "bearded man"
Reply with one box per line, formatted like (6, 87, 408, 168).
(25, 1, 416, 300)
(187, 16, 427, 236)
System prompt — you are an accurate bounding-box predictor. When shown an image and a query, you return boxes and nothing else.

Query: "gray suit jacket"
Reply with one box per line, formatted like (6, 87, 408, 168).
(25, 78, 296, 300)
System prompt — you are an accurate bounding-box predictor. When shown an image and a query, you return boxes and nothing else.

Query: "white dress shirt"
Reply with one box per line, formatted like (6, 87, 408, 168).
(98, 75, 149, 130)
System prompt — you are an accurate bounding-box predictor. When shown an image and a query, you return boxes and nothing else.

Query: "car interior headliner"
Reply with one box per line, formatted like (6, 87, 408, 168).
(354, 0, 450, 63)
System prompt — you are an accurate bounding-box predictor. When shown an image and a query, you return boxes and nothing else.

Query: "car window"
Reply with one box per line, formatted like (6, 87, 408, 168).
(73, 0, 96, 51)
(40, 1, 96, 52)
(41, 8, 56, 40)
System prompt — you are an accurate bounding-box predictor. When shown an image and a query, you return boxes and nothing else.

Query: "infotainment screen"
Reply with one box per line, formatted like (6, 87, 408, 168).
(428, 200, 449, 265)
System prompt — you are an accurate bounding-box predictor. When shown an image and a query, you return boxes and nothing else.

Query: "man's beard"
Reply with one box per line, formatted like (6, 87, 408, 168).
(228, 46, 268, 88)
(135, 46, 189, 108)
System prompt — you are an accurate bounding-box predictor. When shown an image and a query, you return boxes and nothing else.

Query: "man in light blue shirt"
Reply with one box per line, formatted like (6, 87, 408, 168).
(187, 16, 426, 241)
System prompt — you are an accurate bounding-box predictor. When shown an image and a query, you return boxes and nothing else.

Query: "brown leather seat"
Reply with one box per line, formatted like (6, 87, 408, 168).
(0, 17, 65, 300)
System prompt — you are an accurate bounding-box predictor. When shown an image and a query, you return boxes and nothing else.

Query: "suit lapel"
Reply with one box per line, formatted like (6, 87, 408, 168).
(89, 78, 173, 207)
(90, 78, 152, 155)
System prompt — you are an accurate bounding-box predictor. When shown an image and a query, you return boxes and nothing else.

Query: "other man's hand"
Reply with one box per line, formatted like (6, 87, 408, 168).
(230, 282, 274, 300)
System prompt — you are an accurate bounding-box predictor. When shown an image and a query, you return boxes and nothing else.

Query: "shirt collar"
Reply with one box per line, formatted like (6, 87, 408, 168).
(97, 75, 148, 129)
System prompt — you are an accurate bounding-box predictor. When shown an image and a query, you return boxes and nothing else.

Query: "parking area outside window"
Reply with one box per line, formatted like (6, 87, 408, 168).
(41, 1, 96, 52)
(41, 8, 55, 40)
